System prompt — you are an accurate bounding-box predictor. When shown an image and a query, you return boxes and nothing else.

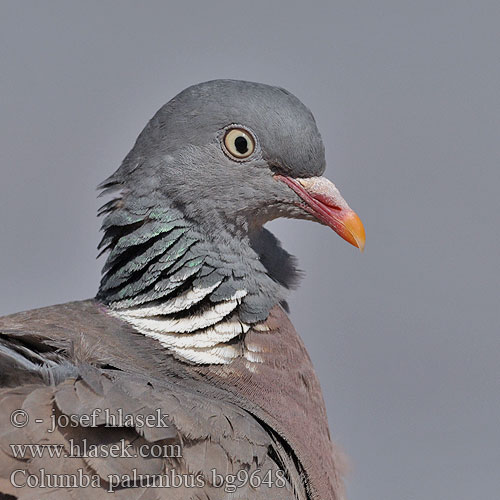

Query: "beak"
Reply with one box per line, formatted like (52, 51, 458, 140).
(275, 174, 366, 252)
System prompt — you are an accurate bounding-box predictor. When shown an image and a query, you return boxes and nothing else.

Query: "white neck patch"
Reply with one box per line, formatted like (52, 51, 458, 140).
(108, 285, 257, 365)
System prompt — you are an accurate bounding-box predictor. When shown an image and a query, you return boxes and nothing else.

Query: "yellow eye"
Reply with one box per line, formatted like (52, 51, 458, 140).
(223, 128, 256, 160)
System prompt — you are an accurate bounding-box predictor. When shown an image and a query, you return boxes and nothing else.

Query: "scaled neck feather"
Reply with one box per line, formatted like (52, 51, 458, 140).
(96, 191, 299, 365)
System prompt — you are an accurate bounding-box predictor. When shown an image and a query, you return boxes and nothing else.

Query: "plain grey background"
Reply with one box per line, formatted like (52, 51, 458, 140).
(1, 1, 499, 499)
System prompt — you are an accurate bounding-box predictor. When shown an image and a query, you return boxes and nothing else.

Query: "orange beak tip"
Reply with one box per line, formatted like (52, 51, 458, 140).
(341, 211, 366, 252)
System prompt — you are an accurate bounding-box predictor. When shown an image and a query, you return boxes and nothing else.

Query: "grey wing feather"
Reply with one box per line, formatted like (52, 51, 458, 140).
(0, 303, 304, 499)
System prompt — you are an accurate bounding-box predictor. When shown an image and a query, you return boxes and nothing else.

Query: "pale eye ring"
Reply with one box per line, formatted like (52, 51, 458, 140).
(223, 127, 256, 160)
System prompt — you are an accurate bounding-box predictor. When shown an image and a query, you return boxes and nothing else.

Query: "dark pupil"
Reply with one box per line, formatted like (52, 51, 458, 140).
(234, 136, 248, 154)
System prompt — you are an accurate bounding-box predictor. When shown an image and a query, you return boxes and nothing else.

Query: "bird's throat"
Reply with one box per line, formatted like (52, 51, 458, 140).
(96, 203, 288, 364)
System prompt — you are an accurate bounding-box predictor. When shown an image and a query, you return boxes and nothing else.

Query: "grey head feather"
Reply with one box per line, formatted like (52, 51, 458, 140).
(97, 80, 326, 324)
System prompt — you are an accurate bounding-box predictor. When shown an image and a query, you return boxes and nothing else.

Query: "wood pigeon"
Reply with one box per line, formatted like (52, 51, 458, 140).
(0, 80, 365, 500)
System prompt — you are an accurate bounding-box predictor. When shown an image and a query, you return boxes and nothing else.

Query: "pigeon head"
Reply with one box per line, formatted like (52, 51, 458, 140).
(97, 80, 365, 328)
(104, 80, 365, 248)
